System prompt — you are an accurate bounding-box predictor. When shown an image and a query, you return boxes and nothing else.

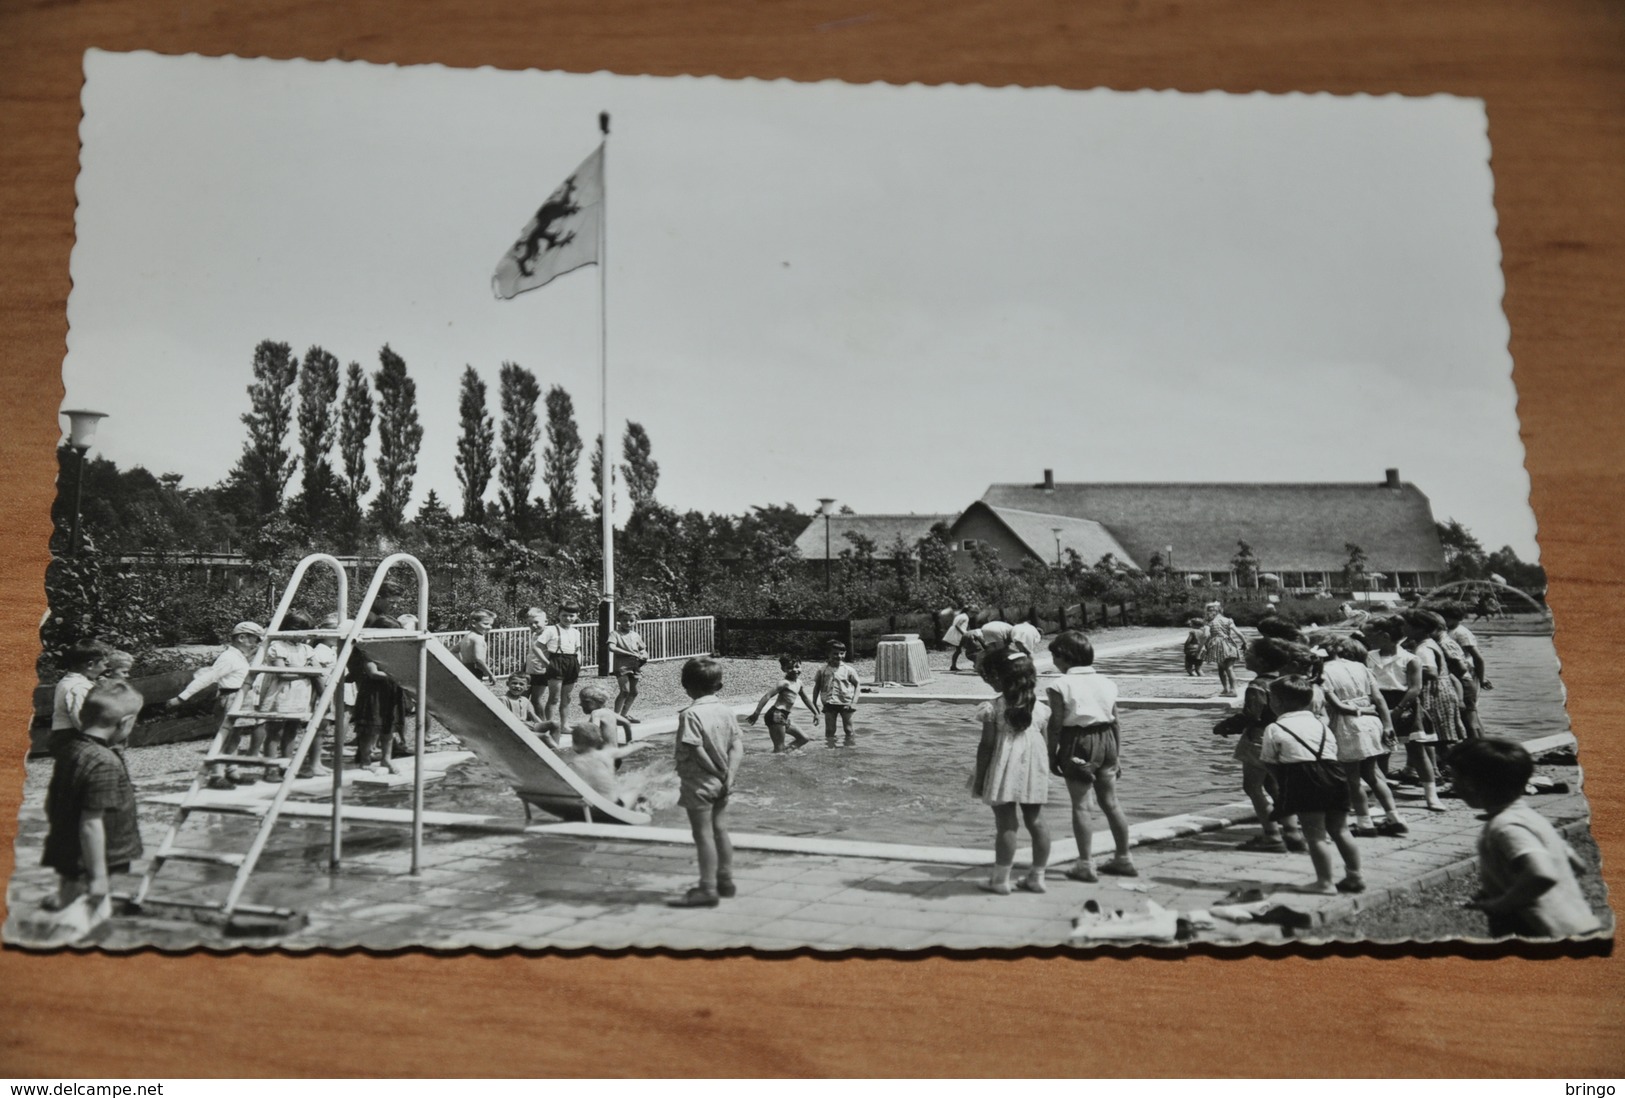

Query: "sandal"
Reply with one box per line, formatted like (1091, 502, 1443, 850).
(1351, 825, 1381, 838)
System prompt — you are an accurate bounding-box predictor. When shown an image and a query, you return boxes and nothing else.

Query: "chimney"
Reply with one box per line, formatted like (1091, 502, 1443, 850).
(1385, 468, 1401, 488)
(1042, 468, 1055, 491)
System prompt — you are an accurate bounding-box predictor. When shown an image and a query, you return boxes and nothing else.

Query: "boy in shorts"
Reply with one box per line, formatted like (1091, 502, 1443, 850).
(747, 654, 817, 752)
(669, 657, 744, 908)
(608, 610, 648, 722)
(41, 682, 145, 928)
(811, 641, 862, 746)
(539, 604, 584, 728)
(1044, 631, 1136, 881)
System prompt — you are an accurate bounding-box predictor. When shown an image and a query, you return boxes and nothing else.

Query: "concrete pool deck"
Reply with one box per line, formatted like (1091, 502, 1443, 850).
(5, 728, 1594, 950)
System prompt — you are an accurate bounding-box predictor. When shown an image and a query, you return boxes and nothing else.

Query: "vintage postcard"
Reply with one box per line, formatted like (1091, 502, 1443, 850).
(5, 50, 1609, 951)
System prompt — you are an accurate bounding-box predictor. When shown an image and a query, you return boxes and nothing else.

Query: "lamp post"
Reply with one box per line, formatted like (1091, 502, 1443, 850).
(818, 498, 837, 594)
(1052, 527, 1063, 567)
(61, 410, 108, 558)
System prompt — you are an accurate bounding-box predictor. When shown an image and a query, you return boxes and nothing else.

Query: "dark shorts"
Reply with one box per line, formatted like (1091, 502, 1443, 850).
(1270, 760, 1350, 819)
(614, 664, 642, 682)
(765, 709, 791, 729)
(678, 774, 729, 811)
(1054, 723, 1119, 786)
(545, 653, 581, 686)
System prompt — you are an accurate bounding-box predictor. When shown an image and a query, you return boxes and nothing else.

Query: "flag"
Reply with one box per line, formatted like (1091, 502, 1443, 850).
(492, 146, 603, 300)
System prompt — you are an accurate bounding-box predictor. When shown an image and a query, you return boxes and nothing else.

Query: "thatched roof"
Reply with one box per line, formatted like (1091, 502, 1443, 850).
(953, 504, 1136, 567)
(792, 513, 958, 561)
(980, 480, 1445, 572)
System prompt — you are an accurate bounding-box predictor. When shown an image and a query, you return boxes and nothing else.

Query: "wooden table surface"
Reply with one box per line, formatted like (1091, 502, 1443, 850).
(2, 0, 1622, 1078)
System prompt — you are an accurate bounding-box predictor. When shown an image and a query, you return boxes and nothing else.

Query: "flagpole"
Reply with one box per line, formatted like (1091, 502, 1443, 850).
(597, 110, 614, 677)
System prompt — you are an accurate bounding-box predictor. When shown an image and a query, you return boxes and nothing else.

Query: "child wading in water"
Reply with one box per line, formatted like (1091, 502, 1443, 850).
(669, 657, 745, 908)
(970, 647, 1052, 894)
(811, 641, 862, 747)
(1453, 739, 1602, 938)
(1045, 630, 1136, 880)
(1261, 675, 1363, 895)
(747, 654, 817, 752)
(561, 719, 650, 808)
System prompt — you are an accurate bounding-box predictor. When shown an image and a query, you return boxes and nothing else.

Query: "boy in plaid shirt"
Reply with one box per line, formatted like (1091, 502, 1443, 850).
(42, 682, 145, 922)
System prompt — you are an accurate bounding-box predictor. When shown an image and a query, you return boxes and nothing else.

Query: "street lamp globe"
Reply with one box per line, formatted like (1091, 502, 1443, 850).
(62, 409, 108, 452)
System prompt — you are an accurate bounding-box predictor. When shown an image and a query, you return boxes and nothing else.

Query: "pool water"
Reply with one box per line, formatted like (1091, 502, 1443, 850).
(366, 633, 1570, 850)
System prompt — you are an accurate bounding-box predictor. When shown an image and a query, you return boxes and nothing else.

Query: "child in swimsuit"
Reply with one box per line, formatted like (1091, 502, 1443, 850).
(747, 654, 818, 752)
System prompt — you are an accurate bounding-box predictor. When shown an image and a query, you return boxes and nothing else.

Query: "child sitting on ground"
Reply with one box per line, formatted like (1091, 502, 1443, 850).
(747, 654, 818, 752)
(1454, 739, 1602, 938)
(669, 657, 745, 908)
(579, 683, 635, 760)
(41, 682, 145, 927)
(811, 641, 862, 747)
(1261, 675, 1362, 895)
(1045, 630, 1136, 881)
(972, 646, 1052, 894)
(498, 672, 558, 746)
(561, 719, 649, 806)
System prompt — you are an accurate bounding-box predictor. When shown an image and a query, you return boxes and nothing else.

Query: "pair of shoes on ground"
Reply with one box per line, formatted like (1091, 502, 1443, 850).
(668, 874, 737, 908)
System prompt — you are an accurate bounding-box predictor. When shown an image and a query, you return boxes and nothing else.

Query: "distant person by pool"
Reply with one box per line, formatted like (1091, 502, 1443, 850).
(1199, 602, 1246, 696)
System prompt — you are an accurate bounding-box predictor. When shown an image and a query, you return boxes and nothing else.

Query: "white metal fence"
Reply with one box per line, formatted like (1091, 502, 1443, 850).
(431, 616, 715, 678)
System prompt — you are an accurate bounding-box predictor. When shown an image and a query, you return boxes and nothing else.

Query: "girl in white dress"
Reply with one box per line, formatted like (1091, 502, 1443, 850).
(969, 646, 1053, 895)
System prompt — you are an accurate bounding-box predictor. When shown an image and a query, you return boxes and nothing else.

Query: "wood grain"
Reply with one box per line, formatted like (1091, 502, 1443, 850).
(2, 0, 1622, 1077)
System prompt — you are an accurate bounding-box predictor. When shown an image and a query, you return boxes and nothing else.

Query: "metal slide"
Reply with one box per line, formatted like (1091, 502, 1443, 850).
(363, 636, 652, 825)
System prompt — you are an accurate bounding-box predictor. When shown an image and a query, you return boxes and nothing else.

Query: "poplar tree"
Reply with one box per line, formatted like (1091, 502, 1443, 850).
(296, 345, 341, 530)
(227, 339, 300, 518)
(590, 433, 616, 521)
(541, 384, 582, 540)
(369, 345, 422, 533)
(338, 361, 374, 542)
(454, 366, 496, 523)
(621, 421, 659, 512)
(497, 362, 541, 533)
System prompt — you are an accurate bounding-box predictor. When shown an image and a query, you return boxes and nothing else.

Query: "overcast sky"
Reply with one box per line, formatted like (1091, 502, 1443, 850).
(64, 51, 1538, 557)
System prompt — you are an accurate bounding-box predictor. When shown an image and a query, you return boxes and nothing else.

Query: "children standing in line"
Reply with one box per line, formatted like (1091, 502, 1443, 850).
(1182, 618, 1207, 677)
(1260, 676, 1362, 895)
(971, 647, 1053, 894)
(1044, 630, 1136, 881)
(747, 654, 817, 752)
(539, 604, 584, 729)
(811, 641, 862, 747)
(669, 657, 745, 908)
(41, 682, 145, 925)
(608, 611, 648, 722)
(1454, 739, 1603, 938)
